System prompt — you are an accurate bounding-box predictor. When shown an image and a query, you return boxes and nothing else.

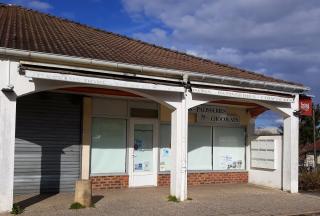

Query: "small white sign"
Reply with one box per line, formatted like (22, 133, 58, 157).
(189, 105, 227, 114)
(305, 154, 315, 167)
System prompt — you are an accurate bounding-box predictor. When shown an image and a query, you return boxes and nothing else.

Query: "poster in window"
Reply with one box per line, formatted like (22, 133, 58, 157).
(160, 147, 171, 171)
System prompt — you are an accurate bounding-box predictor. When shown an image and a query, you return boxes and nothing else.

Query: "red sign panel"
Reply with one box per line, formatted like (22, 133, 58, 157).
(299, 97, 313, 116)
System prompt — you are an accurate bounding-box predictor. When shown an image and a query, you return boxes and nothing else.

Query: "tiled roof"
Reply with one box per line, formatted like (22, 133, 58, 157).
(0, 4, 303, 86)
(300, 140, 320, 155)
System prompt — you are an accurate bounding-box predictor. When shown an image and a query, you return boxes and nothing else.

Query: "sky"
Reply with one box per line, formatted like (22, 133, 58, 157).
(3, 0, 320, 127)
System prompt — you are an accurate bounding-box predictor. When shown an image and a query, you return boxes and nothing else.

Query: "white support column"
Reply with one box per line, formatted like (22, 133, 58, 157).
(0, 61, 17, 212)
(282, 94, 299, 193)
(81, 97, 92, 180)
(170, 90, 190, 201)
(246, 117, 256, 170)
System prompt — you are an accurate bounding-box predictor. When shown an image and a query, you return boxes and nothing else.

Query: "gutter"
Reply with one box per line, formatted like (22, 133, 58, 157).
(0, 47, 310, 93)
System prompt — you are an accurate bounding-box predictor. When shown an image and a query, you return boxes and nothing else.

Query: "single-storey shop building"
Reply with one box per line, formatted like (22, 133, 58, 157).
(0, 4, 309, 213)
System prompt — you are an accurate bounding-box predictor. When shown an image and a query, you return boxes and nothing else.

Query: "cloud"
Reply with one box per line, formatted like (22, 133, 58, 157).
(133, 28, 169, 46)
(27, 0, 52, 10)
(122, 0, 320, 102)
(255, 110, 283, 128)
(305, 66, 319, 75)
(10, 0, 52, 11)
(211, 48, 243, 65)
(186, 47, 243, 65)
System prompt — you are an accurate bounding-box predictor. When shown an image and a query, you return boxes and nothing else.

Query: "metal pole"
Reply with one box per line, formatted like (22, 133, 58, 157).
(313, 104, 317, 172)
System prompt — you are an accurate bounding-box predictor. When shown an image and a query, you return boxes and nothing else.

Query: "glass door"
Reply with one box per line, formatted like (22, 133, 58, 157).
(129, 119, 158, 187)
(133, 124, 154, 173)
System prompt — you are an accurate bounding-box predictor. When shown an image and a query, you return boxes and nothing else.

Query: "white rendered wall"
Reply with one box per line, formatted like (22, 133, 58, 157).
(248, 135, 283, 189)
(247, 95, 299, 193)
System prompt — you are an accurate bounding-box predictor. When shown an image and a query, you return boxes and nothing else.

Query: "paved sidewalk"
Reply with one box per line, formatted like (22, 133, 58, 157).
(2, 184, 320, 216)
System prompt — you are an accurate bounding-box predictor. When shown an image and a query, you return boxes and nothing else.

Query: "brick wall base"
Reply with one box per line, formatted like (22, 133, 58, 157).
(90, 175, 129, 189)
(187, 172, 248, 186)
(158, 172, 248, 187)
(158, 174, 171, 186)
(91, 172, 248, 189)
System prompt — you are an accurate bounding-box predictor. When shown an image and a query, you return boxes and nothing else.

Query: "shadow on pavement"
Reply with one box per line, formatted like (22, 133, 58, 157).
(300, 191, 320, 198)
(15, 193, 57, 209)
(92, 195, 104, 205)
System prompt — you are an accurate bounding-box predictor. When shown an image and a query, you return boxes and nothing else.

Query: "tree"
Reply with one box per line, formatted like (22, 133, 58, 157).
(299, 103, 320, 146)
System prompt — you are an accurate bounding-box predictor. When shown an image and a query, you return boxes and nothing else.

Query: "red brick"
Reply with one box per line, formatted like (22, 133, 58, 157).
(158, 172, 248, 187)
(90, 176, 129, 189)
(91, 172, 248, 190)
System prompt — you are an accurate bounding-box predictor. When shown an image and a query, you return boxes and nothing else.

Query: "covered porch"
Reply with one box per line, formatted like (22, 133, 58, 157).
(0, 59, 301, 212)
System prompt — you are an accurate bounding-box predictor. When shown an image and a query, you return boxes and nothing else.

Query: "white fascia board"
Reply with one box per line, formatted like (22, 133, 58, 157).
(25, 70, 184, 93)
(190, 80, 295, 96)
(21, 60, 300, 97)
(20, 60, 182, 83)
(192, 87, 294, 103)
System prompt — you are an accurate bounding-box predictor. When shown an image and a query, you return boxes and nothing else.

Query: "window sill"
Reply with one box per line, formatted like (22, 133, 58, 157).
(159, 170, 247, 174)
(188, 170, 247, 173)
(90, 173, 128, 177)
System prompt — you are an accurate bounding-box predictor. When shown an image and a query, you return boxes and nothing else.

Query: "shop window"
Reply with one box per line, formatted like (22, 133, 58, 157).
(158, 124, 246, 172)
(212, 127, 245, 170)
(188, 125, 212, 170)
(91, 118, 127, 174)
(159, 124, 171, 171)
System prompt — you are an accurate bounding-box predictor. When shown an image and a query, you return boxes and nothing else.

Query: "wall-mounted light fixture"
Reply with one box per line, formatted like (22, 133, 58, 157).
(293, 110, 301, 117)
(1, 84, 14, 92)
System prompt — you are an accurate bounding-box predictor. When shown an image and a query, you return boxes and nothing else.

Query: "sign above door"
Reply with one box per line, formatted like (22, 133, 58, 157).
(190, 105, 240, 124)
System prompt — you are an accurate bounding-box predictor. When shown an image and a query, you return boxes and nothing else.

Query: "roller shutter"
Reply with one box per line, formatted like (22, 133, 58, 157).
(14, 92, 82, 194)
